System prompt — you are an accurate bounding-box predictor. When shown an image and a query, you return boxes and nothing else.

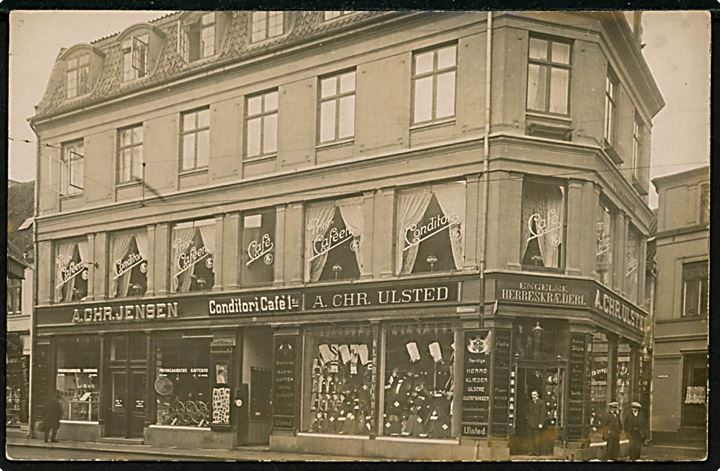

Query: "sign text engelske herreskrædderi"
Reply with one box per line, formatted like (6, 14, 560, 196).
(56, 281, 459, 325)
(496, 275, 645, 333)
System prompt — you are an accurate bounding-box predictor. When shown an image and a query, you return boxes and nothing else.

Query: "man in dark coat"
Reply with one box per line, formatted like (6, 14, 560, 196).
(624, 401, 646, 461)
(43, 391, 63, 442)
(603, 402, 622, 460)
(526, 389, 546, 455)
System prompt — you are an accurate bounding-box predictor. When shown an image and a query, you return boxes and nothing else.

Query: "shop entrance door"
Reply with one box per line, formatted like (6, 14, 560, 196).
(510, 362, 564, 455)
(681, 353, 707, 430)
(106, 334, 148, 438)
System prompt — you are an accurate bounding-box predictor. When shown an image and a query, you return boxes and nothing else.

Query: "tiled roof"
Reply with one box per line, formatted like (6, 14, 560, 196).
(7, 180, 35, 254)
(34, 11, 389, 119)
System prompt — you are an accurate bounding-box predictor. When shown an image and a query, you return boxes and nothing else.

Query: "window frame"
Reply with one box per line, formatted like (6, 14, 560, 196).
(61, 139, 85, 196)
(604, 70, 619, 145)
(245, 89, 279, 160)
(117, 124, 144, 184)
(122, 34, 149, 82)
(323, 11, 354, 21)
(526, 35, 572, 116)
(180, 107, 211, 172)
(7, 278, 22, 315)
(250, 11, 285, 43)
(631, 112, 643, 178)
(411, 43, 458, 125)
(519, 177, 567, 272)
(681, 260, 709, 317)
(699, 183, 710, 225)
(318, 69, 357, 145)
(66, 54, 90, 99)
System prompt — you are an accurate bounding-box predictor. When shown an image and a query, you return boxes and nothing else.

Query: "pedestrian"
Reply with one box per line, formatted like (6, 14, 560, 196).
(526, 389, 546, 456)
(603, 402, 622, 460)
(42, 390, 63, 443)
(624, 401, 646, 461)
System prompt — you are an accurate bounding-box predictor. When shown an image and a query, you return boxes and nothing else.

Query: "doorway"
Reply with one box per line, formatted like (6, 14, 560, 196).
(106, 334, 148, 438)
(510, 362, 564, 455)
(681, 353, 707, 430)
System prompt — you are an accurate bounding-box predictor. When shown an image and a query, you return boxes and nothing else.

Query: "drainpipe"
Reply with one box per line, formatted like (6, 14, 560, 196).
(28, 120, 40, 438)
(479, 11, 493, 327)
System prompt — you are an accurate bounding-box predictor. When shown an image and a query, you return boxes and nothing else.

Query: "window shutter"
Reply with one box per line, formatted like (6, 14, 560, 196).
(132, 36, 148, 73)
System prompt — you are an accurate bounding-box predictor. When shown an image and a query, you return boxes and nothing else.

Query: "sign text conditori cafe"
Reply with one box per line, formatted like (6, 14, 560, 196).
(496, 275, 645, 334)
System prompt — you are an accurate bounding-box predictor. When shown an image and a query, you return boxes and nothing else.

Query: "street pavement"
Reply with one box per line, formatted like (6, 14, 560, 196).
(4, 433, 708, 462)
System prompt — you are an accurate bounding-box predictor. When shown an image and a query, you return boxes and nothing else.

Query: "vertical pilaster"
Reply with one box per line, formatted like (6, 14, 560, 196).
(591, 185, 603, 280)
(503, 172, 523, 270)
(222, 213, 240, 290)
(613, 212, 628, 293)
(607, 333, 619, 402)
(146, 225, 156, 296)
(463, 174, 481, 270)
(274, 206, 286, 287)
(361, 191, 375, 278)
(154, 223, 170, 296)
(37, 240, 53, 305)
(636, 238, 647, 306)
(373, 188, 395, 278)
(93, 232, 107, 300)
(580, 181, 599, 276)
(629, 343, 641, 402)
(86, 233, 96, 301)
(284, 203, 304, 285)
(213, 214, 224, 292)
(566, 181, 584, 275)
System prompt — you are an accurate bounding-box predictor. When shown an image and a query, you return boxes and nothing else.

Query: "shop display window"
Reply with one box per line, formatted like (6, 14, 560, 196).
(588, 331, 608, 442)
(54, 237, 90, 302)
(171, 219, 215, 293)
(154, 336, 211, 427)
(55, 336, 100, 421)
(110, 229, 149, 298)
(383, 324, 455, 439)
(615, 349, 631, 410)
(305, 199, 366, 282)
(302, 326, 375, 435)
(396, 181, 466, 275)
(596, 202, 614, 286)
(521, 180, 565, 269)
(241, 209, 276, 286)
(625, 227, 641, 303)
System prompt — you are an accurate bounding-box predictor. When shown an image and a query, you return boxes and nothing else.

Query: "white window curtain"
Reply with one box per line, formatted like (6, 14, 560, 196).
(198, 225, 215, 256)
(338, 203, 365, 276)
(111, 232, 135, 298)
(305, 205, 336, 282)
(433, 182, 466, 270)
(521, 182, 564, 268)
(54, 240, 77, 302)
(396, 189, 433, 275)
(172, 227, 197, 293)
(135, 230, 149, 261)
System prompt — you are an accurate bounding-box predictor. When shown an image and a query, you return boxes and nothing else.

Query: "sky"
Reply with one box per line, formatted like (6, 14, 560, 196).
(7, 11, 711, 208)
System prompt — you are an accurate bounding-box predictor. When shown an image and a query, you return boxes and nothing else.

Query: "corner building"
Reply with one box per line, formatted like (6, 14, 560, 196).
(30, 11, 662, 459)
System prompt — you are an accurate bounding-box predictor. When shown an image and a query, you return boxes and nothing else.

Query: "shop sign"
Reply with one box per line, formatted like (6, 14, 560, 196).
(305, 282, 459, 310)
(208, 293, 301, 316)
(246, 233, 274, 266)
(70, 302, 178, 324)
(272, 337, 297, 430)
(566, 334, 587, 439)
(490, 328, 512, 436)
(404, 213, 462, 250)
(461, 329, 491, 437)
(592, 286, 644, 332)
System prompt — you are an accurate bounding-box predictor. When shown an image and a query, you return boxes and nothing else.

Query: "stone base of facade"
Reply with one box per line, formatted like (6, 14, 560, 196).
(55, 421, 102, 442)
(143, 425, 234, 449)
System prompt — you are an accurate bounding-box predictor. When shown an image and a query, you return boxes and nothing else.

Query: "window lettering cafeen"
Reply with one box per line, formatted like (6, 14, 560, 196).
(54, 237, 90, 302)
(171, 219, 215, 293)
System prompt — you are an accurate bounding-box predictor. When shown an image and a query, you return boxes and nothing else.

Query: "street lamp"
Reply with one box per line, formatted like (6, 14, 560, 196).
(426, 255, 438, 272)
(332, 264, 343, 280)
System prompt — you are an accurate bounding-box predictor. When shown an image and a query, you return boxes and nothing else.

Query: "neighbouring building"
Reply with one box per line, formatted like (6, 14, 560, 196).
(6, 179, 35, 429)
(29, 11, 662, 459)
(650, 166, 709, 443)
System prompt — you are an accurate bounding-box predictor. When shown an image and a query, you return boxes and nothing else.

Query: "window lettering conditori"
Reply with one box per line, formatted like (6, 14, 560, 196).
(110, 228, 149, 298)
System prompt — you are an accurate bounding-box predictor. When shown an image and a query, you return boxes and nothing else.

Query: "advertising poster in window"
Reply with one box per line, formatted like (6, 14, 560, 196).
(273, 336, 297, 429)
(461, 329, 491, 437)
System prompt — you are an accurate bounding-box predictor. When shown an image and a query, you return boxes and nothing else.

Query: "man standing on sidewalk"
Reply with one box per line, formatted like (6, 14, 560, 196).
(42, 391, 63, 443)
(624, 401, 646, 461)
(603, 402, 622, 460)
(526, 389, 546, 456)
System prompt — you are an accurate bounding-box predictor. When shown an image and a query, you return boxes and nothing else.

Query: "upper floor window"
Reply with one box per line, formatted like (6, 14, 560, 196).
(396, 181, 466, 275)
(117, 125, 143, 184)
(246, 90, 278, 158)
(181, 108, 210, 171)
(171, 219, 216, 293)
(324, 11, 353, 21)
(319, 70, 356, 144)
(66, 54, 90, 98)
(54, 238, 89, 302)
(61, 140, 84, 195)
(305, 198, 367, 282)
(180, 12, 217, 62)
(251, 11, 284, 43)
(413, 44, 457, 124)
(700, 183, 710, 225)
(521, 179, 565, 269)
(109, 229, 148, 298)
(632, 113, 643, 178)
(682, 260, 708, 317)
(596, 202, 614, 286)
(241, 209, 276, 286)
(625, 226, 641, 303)
(122, 34, 149, 81)
(7, 278, 22, 315)
(604, 71, 619, 145)
(526, 36, 571, 115)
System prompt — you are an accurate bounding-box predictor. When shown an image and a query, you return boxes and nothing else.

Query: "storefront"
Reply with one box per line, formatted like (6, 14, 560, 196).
(6, 333, 30, 427)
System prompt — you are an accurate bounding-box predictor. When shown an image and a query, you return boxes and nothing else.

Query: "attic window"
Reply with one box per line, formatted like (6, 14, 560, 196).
(122, 34, 149, 81)
(179, 12, 217, 62)
(324, 11, 353, 21)
(67, 54, 90, 98)
(251, 11, 284, 43)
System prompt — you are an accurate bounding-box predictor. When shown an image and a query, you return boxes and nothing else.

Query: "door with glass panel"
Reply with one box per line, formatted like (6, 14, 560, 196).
(106, 334, 148, 438)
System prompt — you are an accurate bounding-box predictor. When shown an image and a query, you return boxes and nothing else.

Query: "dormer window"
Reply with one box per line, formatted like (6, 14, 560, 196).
(251, 11, 284, 43)
(66, 54, 90, 98)
(179, 12, 217, 62)
(324, 11, 353, 21)
(122, 34, 149, 81)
